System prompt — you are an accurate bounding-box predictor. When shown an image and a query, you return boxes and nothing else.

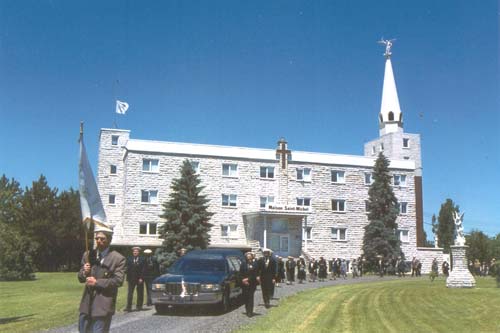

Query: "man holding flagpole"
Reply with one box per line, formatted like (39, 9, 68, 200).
(78, 122, 125, 333)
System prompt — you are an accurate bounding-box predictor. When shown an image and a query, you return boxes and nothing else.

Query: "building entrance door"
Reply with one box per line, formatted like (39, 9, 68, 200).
(269, 233, 289, 257)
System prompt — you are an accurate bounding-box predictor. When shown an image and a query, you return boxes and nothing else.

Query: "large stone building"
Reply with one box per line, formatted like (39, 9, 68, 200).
(97, 49, 427, 261)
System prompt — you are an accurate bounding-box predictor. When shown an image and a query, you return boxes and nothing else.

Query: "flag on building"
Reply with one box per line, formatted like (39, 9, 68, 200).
(115, 100, 129, 114)
(78, 128, 110, 232)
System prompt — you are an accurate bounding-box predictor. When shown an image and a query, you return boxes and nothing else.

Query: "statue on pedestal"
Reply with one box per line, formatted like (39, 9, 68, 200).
(453, 211, 466, 246)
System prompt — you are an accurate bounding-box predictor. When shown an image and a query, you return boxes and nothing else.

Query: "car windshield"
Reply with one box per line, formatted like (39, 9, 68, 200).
(168, 257, 226, 274)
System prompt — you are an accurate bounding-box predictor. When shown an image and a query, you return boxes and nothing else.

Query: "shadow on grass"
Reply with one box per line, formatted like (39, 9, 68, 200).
(0, 314, 34, 325)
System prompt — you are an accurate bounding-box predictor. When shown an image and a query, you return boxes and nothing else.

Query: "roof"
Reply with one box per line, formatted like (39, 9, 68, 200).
(125, 138, 415, 170)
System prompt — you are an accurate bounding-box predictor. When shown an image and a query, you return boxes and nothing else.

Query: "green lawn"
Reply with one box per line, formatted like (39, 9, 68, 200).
(0, 272, 127, 333)
(237, 277, 500, 333)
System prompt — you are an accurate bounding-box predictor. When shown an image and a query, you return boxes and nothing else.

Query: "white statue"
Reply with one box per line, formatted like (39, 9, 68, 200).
(378, 38, 396, 58)
(453, 211, 466, 246)
(434, 233, 439, 248)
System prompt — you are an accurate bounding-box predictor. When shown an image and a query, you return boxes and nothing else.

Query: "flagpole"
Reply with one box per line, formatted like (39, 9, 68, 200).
(80, 121, 90, 264)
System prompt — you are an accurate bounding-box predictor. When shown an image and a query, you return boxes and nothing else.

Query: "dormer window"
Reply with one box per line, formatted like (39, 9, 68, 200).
(388, 111, 394, 121)
(111, 135, 119, 146)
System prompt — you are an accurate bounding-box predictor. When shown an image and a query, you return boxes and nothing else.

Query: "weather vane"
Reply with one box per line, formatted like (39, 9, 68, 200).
(377, 38, 396, 58)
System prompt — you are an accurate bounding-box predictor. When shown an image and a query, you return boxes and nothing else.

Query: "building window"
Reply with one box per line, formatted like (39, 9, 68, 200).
(403, 138, 410, 148)
(365, 200, 370, 213)
(364, 172, 373, 185)
(297, 197, 311, 207)
(139, 223, 158, 235)
(260, 196, 274, 208)
(260, 166, 275, 179)
(380, 143, 384, 151)
(222, 163, 238, 177)
(141, 190, 158, 204)
(221, 224, 238, 237)
(296, 168, 312, 181)
(190, 161, 200, 174)
(388, 111, 394, 121)
(108, 194, 116, 204)
(331, 227, 347, 241)
(404, 156, 410, 160)
(304, 227, 312, 240)
(332, 199, 346, 212)
(398, 202, 408, 214)
(394, 174, 407, 186)
(110, 165, 117, 175)
(111, 135, 119, 146)
(371, 146, 376, 155)
(143, 159, 159, 172)
(222, 194, 237, 207)
(398, 230, 409, 243)
(331, 170, 345, 183)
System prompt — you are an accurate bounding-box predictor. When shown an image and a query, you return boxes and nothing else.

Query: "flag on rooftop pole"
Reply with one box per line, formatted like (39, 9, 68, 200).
(115, 100, 129, 114)
(78, 122, 110, 233)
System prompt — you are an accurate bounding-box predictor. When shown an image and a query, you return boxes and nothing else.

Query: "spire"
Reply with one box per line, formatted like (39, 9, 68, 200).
(377, 39, 403, 136)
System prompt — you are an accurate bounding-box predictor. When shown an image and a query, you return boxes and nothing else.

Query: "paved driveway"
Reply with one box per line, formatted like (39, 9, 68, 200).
(49, 275, 401, 333)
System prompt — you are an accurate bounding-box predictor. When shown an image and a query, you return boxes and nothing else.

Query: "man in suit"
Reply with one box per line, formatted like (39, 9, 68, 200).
(257, 248, 277, 308)
(142, 249, 160, 307)
(78, 227, 125, 333)
(125, 246, 145, 311)
(240, 252, 259, 317)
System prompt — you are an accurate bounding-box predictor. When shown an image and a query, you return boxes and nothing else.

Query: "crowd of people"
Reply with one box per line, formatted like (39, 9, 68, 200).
(77, 229, 500, 332)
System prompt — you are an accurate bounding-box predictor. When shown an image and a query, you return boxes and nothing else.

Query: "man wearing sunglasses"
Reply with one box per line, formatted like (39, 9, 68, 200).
(78, 227, 125, 333)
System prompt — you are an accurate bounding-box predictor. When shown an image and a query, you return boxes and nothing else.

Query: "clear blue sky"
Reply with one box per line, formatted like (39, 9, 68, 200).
(1, 1, 499, 237)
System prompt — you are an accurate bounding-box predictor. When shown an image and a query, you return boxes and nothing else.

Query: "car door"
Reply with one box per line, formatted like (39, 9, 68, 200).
(226, 256, 242, 297)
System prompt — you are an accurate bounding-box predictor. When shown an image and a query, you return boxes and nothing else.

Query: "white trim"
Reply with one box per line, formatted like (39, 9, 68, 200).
(125, 139, 415, 170)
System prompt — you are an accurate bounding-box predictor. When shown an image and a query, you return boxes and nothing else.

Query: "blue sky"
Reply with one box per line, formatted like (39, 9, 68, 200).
(1, 1, 499, 237)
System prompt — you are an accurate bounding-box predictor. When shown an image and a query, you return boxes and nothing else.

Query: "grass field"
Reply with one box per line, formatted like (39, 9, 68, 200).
(237, 277, 500, 333)
(0, 272, 127, 333)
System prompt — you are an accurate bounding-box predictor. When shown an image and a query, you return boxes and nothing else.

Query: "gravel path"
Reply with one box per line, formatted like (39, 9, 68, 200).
(48, 275, 402, 333)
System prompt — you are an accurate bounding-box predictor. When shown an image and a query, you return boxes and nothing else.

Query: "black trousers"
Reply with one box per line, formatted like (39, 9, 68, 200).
(261, 278, 273, 305)
(242, 285, 256, 315)
(144, 278, 154, 305)
(127, 280, 144, 309)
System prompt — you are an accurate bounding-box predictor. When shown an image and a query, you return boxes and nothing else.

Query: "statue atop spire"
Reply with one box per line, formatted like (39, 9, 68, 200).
(378, 38, 396, 58)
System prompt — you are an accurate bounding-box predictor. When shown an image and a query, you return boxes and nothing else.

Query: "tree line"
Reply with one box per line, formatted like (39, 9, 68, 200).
(0, 174, 84, 280)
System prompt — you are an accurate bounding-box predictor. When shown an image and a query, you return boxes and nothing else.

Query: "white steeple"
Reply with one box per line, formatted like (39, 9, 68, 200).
(378, 39, 403, 136)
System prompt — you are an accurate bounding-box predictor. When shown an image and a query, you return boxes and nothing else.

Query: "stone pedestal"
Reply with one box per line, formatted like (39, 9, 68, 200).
(446, 245, 475, 288)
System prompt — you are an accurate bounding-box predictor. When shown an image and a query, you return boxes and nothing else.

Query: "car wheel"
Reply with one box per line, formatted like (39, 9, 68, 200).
(155, 304, 168, 314)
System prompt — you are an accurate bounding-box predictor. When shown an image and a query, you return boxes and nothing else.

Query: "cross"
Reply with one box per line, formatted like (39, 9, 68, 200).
(276, 138, 291, 169)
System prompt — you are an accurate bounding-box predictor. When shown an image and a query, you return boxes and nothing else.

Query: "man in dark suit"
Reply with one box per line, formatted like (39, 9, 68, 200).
(257, 248, 277, 308)
(142, 249, 160, 307)
(78, 227, 125, 333)
(125, 246, 145, 311)
(240, 252, 259, 317)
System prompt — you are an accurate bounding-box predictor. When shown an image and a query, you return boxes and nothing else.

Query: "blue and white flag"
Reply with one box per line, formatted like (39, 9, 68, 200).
(115, 100, 129, 114)
(79, 131, 110, 232)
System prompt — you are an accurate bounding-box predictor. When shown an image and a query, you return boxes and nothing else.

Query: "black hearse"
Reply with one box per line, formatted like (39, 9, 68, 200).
(151, 249, 244, 313)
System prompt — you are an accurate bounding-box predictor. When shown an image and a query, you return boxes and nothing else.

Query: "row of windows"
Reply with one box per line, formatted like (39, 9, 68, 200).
(305, 226, 409, 242)
(109, 191, 409, 216)
(135, 221, 410, 243)
(111, 159, 408, 187)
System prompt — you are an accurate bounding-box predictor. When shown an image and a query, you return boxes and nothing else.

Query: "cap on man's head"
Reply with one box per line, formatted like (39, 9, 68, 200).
(132, 246, 141, 251)
(94, 223, 113, 235)
(262, 248, 272, 253)
(144, 249, 152, 254)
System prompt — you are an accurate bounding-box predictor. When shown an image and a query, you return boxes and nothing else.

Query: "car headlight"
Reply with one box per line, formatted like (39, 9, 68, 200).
(152, 283, 166, 291)
(200, 283, 221, 292)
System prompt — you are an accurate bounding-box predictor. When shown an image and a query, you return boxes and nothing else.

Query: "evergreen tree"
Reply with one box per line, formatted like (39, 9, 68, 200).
(21, 175, 59, 271)
(0, 175, 36, 280)
(437, 198, 459, 252)
(362, 153, 402, 270)
(157, 160, 213, 268)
